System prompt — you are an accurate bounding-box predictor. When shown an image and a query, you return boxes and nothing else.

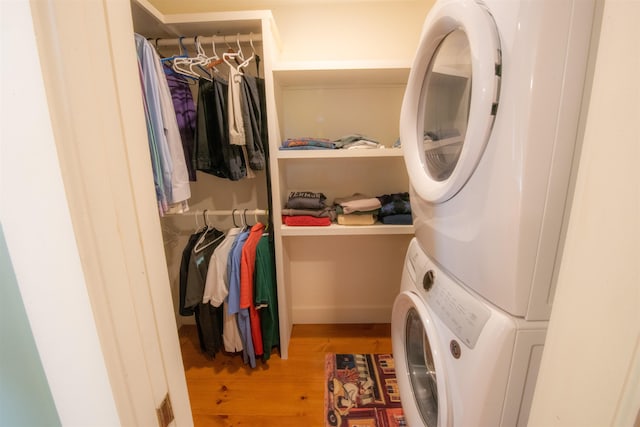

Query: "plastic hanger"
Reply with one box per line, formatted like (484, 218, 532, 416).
(231, 209, 239, 228)
(205, 36, 225, 71)
(193, 210, 223, 253)
(190, 36, 213, 79)
(241, 208, 250, 231)
(250, 32, 262, 78)
(161, 36, 188, 63)
(172, 37, 201, 79)
(235, 33, 255, 73)
(172, 36, 212, 81)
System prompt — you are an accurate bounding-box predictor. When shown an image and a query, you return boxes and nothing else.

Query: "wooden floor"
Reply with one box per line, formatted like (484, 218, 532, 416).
(179, 323, 393, 427)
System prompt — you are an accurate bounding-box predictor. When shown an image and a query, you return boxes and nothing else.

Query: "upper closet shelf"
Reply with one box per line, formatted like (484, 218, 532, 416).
(273, 60, 411, 87)
(131, 0, 272, 38)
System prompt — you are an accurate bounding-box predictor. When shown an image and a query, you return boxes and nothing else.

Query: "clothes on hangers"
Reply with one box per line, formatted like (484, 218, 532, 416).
(136, 34, 268, 186)
(227, 228, 256, 367)
(180, 226, 225, 357)
(178, 214, 279, 365)
(240, 223, 266, 358)
(195, 76, 247, 180)
(165, 67, 197, 181)
(135, 34, 191, 215)
(203, 227, 244, 353)
(255, 233, 279, 361)
(228, 64, 256, 179)
(240, 75, 266, 171)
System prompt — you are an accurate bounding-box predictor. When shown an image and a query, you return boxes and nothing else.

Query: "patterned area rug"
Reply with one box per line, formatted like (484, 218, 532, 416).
(324, 353, 406, 427)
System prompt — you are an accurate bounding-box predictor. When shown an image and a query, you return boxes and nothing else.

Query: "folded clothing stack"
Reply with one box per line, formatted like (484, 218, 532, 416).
(280, 138, 336, 150)
(333, 193, 381, 226)
(333, 134, 381, 150)
(376, 192, 412, 225)
(282, 191, 333, 226)
(279, 134, 381, 151)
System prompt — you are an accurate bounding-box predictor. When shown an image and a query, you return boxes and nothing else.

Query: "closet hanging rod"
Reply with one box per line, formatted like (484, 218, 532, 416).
(154, 34, 262, 48)
(185, 209, 268, 217)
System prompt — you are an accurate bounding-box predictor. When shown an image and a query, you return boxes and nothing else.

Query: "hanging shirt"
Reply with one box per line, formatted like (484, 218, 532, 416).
(228, 65, 255, 179)
(184, 228, 225, 310)
(137, 61, 166, 214)
(240, 223, 266, 357)
(227, 230, 255, 367)
(240, 74, 265, 171)
(182, 227, 225, 358)
(255, 234, 279, 360)
(195, 77, 246, 181)
(135, 34, 173, 209)
(165, 69, 197, 181)
(203, 227, 243, 353)
(179, 229, 205, 316)
(150, 41, 191, 207)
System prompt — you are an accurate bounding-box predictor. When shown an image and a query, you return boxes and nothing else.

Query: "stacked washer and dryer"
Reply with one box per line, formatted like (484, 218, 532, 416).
(392, 0, 595, 426)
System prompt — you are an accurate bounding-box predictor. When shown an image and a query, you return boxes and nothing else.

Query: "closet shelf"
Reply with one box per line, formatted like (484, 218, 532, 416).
(277, 148, 404, 159)
(273, 60, 411, 87)
(280, 223, 414, 236)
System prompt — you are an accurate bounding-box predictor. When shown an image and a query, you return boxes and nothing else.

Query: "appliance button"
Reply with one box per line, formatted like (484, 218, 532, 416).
(423, 270, 435, 291)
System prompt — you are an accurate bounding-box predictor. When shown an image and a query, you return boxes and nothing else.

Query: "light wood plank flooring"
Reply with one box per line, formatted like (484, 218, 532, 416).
(179, 323, 393, 426)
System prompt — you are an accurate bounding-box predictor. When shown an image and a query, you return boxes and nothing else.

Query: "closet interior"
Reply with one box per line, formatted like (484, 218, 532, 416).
(131, 0, 423, 361)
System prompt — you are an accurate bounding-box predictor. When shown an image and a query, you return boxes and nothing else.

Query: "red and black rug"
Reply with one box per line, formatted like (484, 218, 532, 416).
(324, 353, 406, 427)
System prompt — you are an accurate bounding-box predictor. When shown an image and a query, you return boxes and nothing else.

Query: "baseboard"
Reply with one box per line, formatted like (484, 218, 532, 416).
(292, 305, 392, 324)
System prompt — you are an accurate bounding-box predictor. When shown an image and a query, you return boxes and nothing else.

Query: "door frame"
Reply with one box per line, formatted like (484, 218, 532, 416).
(2, 0, 192, 425)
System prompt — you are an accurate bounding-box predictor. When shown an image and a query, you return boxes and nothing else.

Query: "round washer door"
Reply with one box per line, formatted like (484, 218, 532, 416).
(392, 291, 450, 427)
(401, 0, 501, 203)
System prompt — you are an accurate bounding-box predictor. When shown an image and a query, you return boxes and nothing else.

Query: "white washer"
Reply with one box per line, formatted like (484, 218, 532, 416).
(400, 0, 595, 319)
(393, 239, 547, 427)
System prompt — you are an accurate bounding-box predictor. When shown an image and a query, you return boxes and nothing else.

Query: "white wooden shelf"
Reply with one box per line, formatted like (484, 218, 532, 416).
(273, 60, 411, 87)
(277, 148, 404, 159)
(280, 223, 414, 236)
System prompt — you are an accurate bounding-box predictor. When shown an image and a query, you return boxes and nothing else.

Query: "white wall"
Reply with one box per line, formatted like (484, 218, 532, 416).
(146, 0, 433, 62)
(528, 0, 640, 425)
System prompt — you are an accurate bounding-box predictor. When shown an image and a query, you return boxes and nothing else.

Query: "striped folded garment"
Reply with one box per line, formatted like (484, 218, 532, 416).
(280, 138, 336, 149)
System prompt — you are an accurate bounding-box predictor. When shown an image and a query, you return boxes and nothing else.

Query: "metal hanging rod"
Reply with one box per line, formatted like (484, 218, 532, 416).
(200, 208, 267, 217)
(153, 33, 262, 49)
(181, 208, 269, 219)
(195, 208, 269, 227)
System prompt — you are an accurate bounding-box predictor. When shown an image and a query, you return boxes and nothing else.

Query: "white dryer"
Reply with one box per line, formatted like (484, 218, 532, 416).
(393, 238, 547, 427)
(400, 0, 595, 319)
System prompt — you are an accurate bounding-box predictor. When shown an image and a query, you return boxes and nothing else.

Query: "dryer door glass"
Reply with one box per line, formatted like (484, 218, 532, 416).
(423, 29, 471, 181)
(406, 307, 438, 426)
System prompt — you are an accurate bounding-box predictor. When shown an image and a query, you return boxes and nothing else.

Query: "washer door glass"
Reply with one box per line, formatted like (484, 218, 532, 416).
(406, 307, 438, 426)
(401, 0, 501, 203)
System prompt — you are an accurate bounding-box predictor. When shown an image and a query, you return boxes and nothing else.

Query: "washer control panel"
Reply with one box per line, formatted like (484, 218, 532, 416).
(423, 269, 491, 349)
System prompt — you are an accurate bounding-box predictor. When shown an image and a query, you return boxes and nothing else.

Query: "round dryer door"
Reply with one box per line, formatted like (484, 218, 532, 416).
(401, 0, 501, 203)
(392, 291, 449, 426)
